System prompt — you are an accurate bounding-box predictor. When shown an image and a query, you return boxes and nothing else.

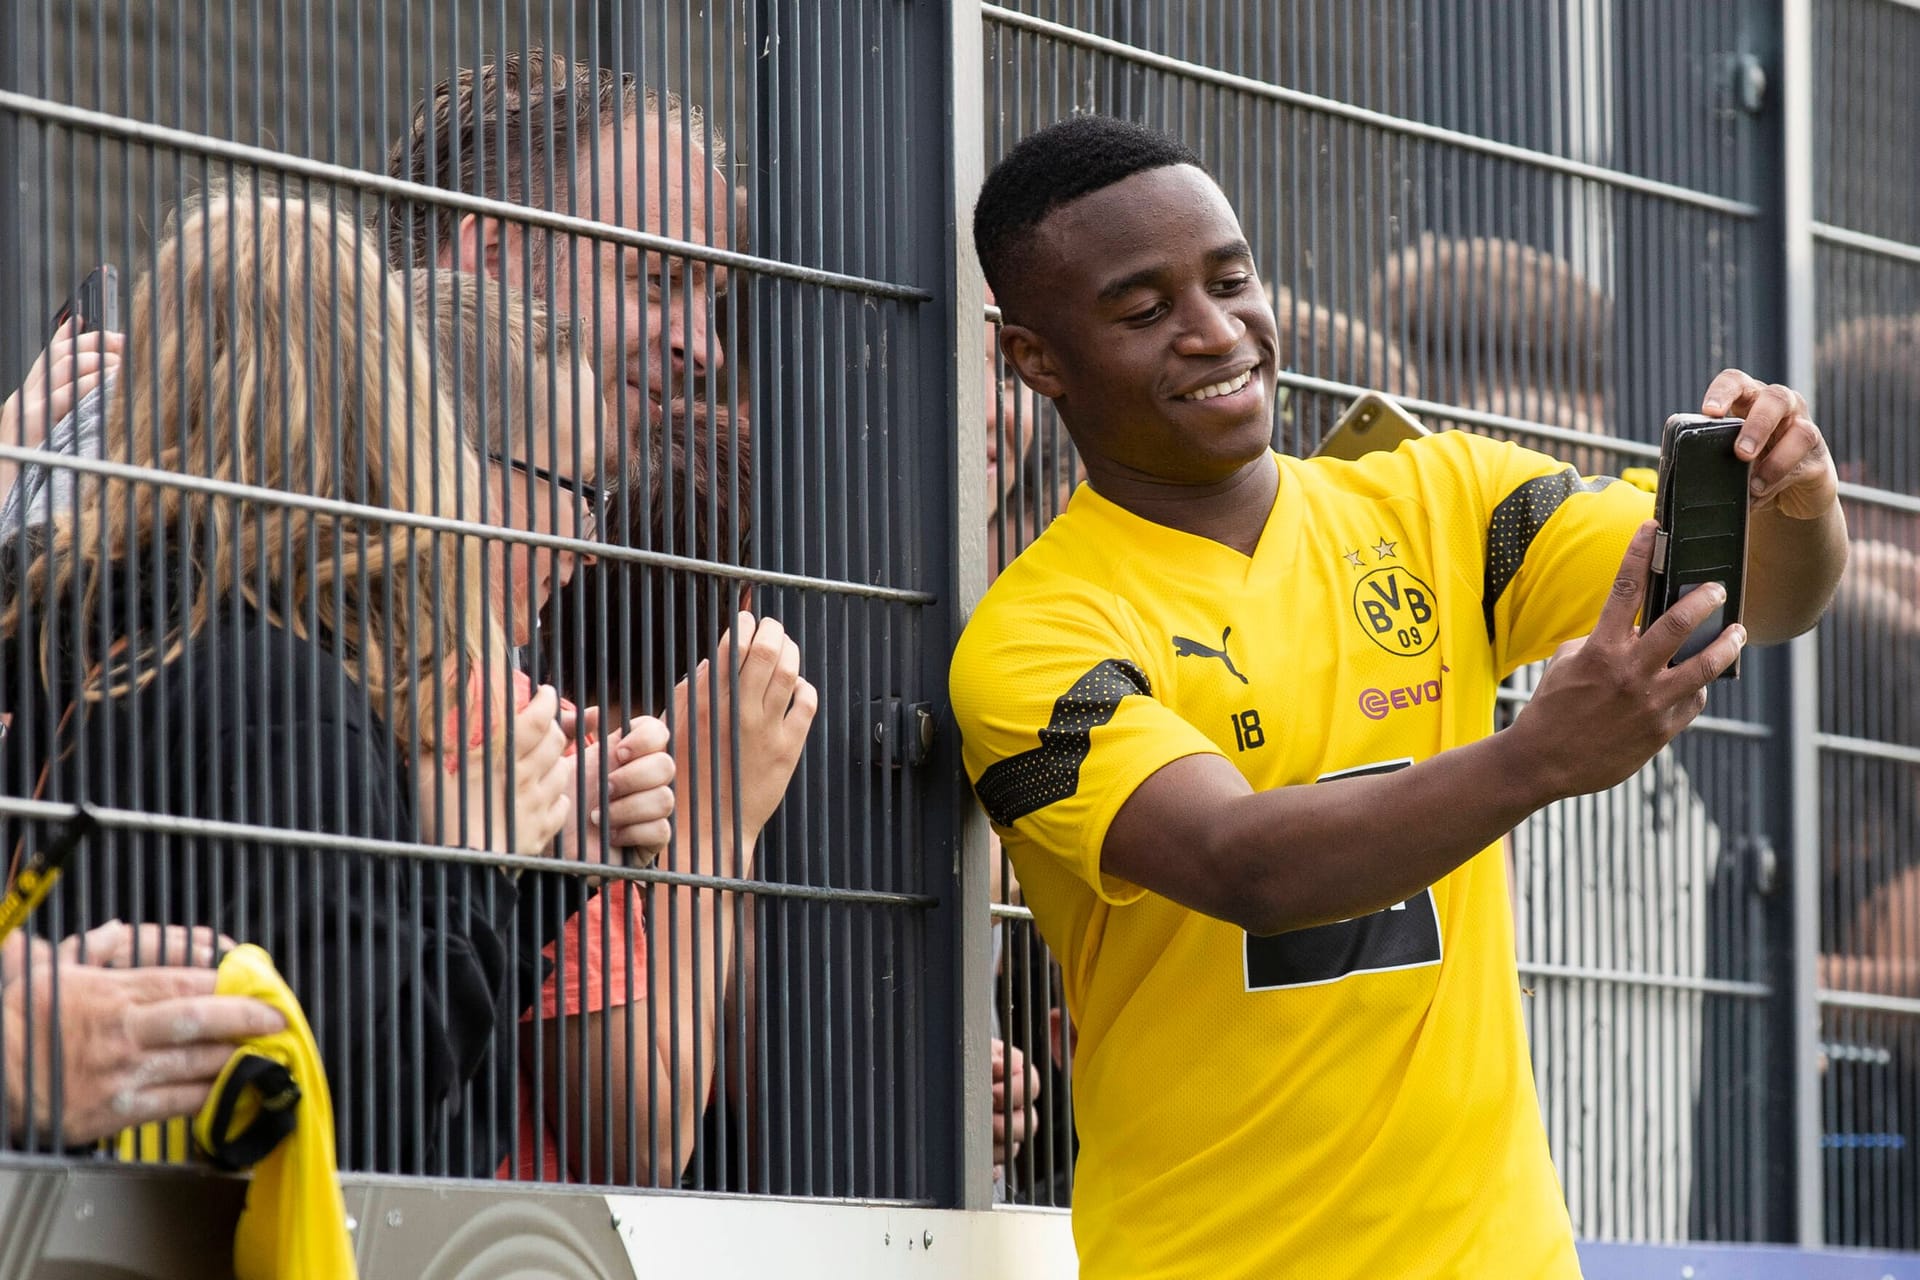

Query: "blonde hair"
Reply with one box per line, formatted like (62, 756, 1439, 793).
(412, 268, 587, 456)
(1, 186, 502, 751)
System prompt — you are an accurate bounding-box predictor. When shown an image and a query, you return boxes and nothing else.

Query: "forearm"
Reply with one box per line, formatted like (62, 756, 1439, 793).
(641, 804, 760, 1175)
(1743, 502, 1848, 644)
(1190, 731, 1553, 935)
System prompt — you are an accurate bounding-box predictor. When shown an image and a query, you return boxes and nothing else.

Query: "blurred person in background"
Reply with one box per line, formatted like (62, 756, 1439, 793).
(1374, 232, 1723, 1241)
(420, 269, 812, 1185)
(0, 188, 572, 1176)
(1809, 315, 1920, 1245)
(1267, 284, 1421, 455)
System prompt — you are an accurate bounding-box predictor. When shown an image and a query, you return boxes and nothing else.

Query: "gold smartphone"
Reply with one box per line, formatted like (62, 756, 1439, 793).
(1313, 392, 1431, 461)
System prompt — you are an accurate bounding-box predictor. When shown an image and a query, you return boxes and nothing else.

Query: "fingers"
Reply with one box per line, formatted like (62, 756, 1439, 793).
(763, 626, 803, 722)
(45, 345, 121, 387)
(1663, 622, 1747, 703)
(595, 783, 676, 852)
(1700, 367, 1764, 420)
(1750, 414, 1837, 511)
(1592, 521, 1658, 644)
(121, 987, 287, 1053)
(788, 678, 819, 733)
(607, 745, 676, 799)
(69, 920, 227, 969)
(514, 683, 563, 752)
(1637, 581, 1730, 671)
(513, 686, 569, 804)
(615, 714, 671, 764)
(109, 1083, 220, 1132)
(557, 702, 600, 745)
(106, 966, 220, 1007)
(733, 613, 785, 707)
(1720, 380, 1803, 464)
(1699, 372, 1838, 515)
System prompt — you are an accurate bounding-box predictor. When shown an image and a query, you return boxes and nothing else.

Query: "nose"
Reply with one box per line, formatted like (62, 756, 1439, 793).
(553, 547, 585, 592)
(1174, 290, 1243, 356)
(668, 295, 723, 382)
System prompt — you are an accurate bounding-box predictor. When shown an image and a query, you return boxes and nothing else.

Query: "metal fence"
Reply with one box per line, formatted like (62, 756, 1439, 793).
(0, 0, 1913, 1268)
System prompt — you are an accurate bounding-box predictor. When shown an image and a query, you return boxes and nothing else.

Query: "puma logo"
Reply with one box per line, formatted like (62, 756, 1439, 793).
(1172, 626, 1249, 685)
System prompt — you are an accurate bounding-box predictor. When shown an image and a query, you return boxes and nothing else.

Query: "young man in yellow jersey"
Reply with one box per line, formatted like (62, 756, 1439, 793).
(949, 117, 1848, 1278)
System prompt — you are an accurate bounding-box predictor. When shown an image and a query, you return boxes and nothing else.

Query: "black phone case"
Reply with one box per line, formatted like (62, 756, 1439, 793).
(1645, 414, 1750, 679)
(47, 264, 120, 340)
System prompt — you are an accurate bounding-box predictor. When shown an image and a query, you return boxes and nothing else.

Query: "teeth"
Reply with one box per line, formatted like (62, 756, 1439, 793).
(1183, 368, 1253, 401)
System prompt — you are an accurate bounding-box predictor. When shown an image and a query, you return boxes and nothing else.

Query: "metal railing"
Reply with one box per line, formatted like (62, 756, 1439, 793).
(0, 0, 1911, 1269)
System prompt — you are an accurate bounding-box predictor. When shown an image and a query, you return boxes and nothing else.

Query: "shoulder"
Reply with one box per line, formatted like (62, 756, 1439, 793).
(956, 536, 1133, 679)
(167, 613, 388, 742)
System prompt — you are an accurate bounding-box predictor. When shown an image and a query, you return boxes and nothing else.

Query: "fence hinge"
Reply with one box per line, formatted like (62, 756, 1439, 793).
(866, 698, 934, 768)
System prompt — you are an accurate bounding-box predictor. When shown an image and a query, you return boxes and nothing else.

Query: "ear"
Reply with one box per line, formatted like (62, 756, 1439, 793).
(444, 213, 522, 284)
(999, 324, 1065, 402)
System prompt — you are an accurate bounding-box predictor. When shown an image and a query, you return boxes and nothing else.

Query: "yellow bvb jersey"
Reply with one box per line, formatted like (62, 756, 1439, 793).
(950, 431, 1654, 1280)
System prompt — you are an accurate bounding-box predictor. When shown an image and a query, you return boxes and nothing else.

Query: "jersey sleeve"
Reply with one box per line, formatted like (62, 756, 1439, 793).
(1460, 434, 1655, 674)
(950, 591, 1226, 905)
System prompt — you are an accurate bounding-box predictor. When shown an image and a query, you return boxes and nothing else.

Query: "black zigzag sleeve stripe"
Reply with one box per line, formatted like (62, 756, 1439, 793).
(973, 659, 1153, 827)
(1482, 468, 1617, 642)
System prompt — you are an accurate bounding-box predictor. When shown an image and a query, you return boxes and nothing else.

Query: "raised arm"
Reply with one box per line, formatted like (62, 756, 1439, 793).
(539, 614, 815, 1185)
(1102, 523, 1743, 935)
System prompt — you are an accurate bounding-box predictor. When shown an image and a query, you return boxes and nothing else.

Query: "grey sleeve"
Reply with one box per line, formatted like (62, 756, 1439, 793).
(0, 373, 112, 537)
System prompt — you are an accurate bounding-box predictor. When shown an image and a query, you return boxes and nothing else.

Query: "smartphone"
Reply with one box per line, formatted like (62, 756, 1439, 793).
(1643, 414, 1751, 679)
(47, 264, 121, 340)
(1313, 391, 1431, 461)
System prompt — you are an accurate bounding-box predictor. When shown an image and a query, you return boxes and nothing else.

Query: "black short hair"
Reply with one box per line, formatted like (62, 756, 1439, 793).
(973, 117, 1204, 318)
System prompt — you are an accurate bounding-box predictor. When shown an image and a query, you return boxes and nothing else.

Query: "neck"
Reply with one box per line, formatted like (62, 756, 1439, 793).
(1084, 454, 1279, 556)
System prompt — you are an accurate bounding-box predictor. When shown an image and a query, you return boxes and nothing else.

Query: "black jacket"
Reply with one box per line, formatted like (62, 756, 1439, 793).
(1, 599, 528, 1175)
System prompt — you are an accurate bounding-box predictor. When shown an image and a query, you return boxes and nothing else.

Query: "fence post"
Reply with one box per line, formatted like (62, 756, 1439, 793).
(1739, 0, 1822, 1244)
(1776, 0, 1825, 1248)
(937, 0, 994, 1213)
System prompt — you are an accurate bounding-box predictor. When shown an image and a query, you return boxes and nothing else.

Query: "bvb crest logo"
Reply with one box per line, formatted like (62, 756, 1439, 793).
(1352, 567, 1437, 656)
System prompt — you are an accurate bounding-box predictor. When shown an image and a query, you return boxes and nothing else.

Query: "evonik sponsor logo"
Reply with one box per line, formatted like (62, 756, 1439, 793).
(1358, 665, 1449, 721)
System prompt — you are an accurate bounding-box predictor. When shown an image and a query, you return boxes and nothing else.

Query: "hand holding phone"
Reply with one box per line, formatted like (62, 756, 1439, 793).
(1643, 414, 1751, 679)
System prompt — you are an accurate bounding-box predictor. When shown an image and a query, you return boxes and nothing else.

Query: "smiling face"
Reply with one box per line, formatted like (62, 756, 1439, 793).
(997, 164, 1280, 490)
(572, 120, 731, 438)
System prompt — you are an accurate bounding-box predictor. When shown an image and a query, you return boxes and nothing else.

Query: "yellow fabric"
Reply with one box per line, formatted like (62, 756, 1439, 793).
(115, 1115, 190, 1162)
(193, 944, 356, 1280)
(950, 434, 1651, 1280)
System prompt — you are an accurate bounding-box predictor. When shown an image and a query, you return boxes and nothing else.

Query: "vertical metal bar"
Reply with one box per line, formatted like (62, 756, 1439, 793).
(943, 0, 993, 1212)
(1774, 0, 1825, 1247)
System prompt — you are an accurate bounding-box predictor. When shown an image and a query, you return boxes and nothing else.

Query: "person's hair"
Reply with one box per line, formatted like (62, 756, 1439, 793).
(542, 398, 751, 715)
(411, 268, 589, 458)
(1, 187, 500, 751)
(1815, 313, 1920, 492)
(972, 117, 1203, 320)
(385, 48, 714, 273)
(1370, 232, 1613, 408)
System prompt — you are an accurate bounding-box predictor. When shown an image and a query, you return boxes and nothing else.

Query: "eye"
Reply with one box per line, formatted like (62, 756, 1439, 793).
(1123, 301, 1169, 327)
(1211, 273, 1254, 295)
